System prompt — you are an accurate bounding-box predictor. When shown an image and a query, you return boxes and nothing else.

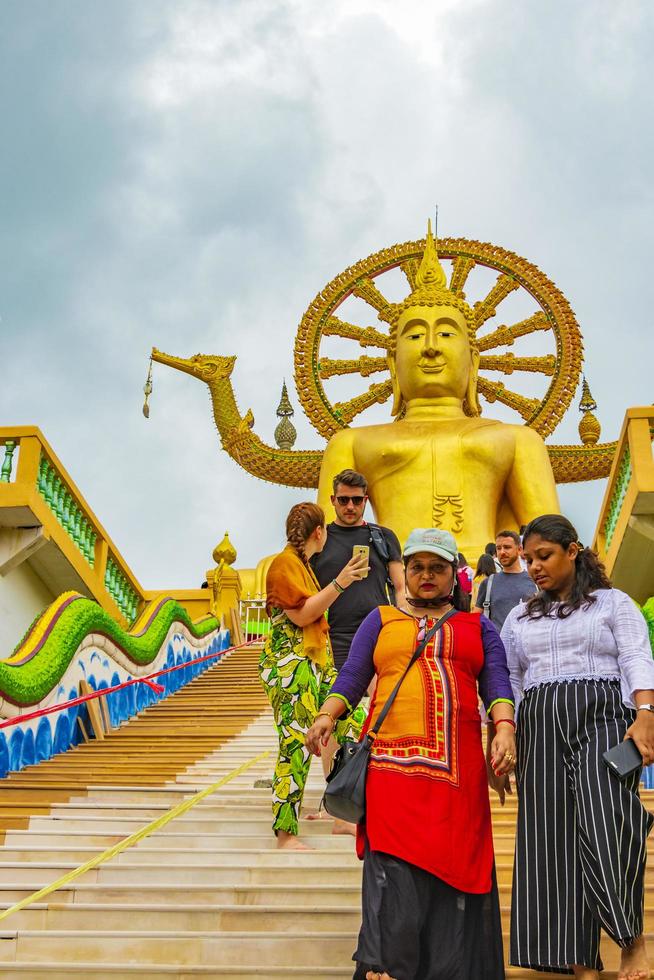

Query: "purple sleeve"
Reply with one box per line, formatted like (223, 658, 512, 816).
(330, 608, 383, 708)
(478, 614, 514, 710)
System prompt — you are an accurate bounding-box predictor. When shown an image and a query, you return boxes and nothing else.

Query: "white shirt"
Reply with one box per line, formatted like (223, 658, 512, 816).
(501, 588, 654, 709)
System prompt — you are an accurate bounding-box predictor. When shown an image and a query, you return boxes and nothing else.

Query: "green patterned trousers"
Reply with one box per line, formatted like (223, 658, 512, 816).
(259, 620, 365, 837)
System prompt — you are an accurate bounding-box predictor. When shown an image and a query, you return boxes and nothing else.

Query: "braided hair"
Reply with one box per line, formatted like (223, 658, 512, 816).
(285, 502, 325, 565)
(521, 514, 611, 620)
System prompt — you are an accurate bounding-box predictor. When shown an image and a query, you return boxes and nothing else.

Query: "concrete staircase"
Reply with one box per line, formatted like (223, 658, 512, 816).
(0, 643, 650, 978)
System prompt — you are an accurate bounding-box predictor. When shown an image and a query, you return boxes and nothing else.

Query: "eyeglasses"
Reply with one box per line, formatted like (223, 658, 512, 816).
(335, 495, 367, 506)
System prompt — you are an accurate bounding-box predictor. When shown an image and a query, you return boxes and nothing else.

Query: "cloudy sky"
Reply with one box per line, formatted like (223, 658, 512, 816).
(2, 0, 652, 589)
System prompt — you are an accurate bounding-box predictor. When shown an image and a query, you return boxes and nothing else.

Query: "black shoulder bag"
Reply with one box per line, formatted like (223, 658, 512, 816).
(322, 608, 457, 824)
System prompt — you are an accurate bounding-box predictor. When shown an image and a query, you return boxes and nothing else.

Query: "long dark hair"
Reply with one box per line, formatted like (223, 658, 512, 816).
(521, 514, 611, 619)
(452, 574, 471, 612)
(475, 553, 496, 578)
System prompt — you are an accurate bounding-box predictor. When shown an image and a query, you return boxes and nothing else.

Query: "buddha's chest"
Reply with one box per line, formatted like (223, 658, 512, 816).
(354, 421, 513, 487)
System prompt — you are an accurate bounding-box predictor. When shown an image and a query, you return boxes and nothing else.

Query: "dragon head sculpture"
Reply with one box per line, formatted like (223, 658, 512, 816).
(151, 349, 237, 382)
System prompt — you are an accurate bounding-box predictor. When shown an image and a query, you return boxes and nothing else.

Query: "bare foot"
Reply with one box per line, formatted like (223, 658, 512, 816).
(304, 810, 328, 821)
(275, 830, 313, 851)
(332, 818, 357, 836)
(365, 972, 397, 980)
(618, 935, 650, 980)
(572, 967, 599, 980)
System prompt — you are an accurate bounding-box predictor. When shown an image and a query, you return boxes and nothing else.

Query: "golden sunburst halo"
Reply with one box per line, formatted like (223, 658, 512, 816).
(294, 236, 584, 441)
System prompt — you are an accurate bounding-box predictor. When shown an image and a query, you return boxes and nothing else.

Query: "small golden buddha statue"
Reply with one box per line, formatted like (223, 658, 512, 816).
(317, 224, 560, 559)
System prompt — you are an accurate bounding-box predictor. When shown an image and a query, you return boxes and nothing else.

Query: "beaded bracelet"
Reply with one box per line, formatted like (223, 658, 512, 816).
(495, 718, 516, 729)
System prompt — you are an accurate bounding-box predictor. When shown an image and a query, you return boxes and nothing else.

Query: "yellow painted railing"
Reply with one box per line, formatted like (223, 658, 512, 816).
(592, 408, 654, 604)
(0, 427, 145, 626)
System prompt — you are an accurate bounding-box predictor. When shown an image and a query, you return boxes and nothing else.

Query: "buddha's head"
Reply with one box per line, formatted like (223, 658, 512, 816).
(388, 224, 481, 417)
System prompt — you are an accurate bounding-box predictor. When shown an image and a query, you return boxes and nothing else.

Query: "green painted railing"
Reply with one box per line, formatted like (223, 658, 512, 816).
(0, 440, 17, 483)
(105, 555, 139, 622)
(36, 455, 98, 568)
(1, 427, 147, 626)
(603, 448, 632, 550)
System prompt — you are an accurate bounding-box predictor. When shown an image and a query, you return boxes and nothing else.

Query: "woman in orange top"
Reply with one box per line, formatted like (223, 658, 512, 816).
(307, 528, 515, 979)
(260, 502, 368, 850)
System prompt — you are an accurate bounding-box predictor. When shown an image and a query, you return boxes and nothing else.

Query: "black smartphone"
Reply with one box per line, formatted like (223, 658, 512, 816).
(602, 739, 642, 780)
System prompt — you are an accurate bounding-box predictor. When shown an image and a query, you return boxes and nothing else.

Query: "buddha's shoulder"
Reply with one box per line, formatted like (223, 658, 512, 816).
(474, 418, 548, 447)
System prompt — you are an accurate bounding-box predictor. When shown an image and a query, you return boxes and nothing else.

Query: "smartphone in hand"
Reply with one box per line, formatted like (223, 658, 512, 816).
(602, 739, 642, 780)
(352, 544, 370, 578)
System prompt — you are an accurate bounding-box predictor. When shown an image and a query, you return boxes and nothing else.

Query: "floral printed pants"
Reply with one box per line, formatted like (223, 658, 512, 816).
(259, 640, 365, 836)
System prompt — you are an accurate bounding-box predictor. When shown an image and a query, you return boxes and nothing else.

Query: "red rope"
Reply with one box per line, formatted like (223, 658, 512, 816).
(0, 638, 257, 731)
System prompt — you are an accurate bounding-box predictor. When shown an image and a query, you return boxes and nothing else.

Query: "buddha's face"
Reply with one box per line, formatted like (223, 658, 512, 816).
(393, 304, 473, 403)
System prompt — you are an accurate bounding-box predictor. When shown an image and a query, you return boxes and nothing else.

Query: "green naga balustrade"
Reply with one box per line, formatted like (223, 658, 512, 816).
(36, 455, 98, 567)
(1, 592, 221, 707)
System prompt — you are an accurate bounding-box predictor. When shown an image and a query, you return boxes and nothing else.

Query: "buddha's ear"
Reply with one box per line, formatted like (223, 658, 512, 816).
(388, 352, 404, 418)
(463, 348, 482, 417)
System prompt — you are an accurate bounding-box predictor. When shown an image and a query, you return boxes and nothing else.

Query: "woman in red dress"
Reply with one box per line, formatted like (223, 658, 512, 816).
(307, 528, 516, 980)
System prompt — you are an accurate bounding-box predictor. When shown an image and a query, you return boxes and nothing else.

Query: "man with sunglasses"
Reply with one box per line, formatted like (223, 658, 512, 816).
(311, 469, 405, 671)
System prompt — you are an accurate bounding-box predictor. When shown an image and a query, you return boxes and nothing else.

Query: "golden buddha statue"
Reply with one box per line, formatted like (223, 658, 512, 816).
(152, 223, 620, 566)
(316, 224, 559, 559)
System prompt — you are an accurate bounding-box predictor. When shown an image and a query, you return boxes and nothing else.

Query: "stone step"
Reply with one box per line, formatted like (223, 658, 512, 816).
(0, 880, 362, 903)
(0, 861, 361, 887)
(1, 903, 362, 932)
(1, 929, 643, 969)
(0, 964, 354, 979)
(0, 847, 361, 868)
(2, 929, 358, 965)
(1, 829, 356, 850)
(0, 965, 599, 980)
(20, 814, 516, 840)
(42, 800, 520, 824)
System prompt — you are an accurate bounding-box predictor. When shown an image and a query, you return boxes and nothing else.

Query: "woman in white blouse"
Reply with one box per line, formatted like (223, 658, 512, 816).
(502, 514, 654, 980)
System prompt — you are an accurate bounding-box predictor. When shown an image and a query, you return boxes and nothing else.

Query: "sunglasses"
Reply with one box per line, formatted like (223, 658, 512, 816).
(335, 495, 367, 506)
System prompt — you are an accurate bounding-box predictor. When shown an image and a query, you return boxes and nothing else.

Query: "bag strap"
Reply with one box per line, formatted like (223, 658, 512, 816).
(482, 573, 494, 618)
(370, 607, 457, 739)
(368, 523, 390, 564)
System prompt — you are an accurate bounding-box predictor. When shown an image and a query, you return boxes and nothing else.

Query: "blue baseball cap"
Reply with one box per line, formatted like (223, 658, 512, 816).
(403, 528, 458, 562)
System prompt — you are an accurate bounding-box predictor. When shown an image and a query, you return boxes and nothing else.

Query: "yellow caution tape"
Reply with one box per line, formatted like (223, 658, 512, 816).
(0, 749, 270, 922)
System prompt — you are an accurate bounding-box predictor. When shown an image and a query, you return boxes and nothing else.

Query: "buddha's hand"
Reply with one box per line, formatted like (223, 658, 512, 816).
(336, 552, 370, 588)
(625, 709, 654, 766)
(305, 715, 334, 756)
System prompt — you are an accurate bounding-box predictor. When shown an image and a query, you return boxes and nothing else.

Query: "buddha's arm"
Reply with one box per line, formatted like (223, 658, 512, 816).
(317, 428, 357, 520)
(506, 426, 560, 524)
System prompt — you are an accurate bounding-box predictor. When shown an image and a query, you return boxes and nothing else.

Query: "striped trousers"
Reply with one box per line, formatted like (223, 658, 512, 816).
(510, 680, 653, 974)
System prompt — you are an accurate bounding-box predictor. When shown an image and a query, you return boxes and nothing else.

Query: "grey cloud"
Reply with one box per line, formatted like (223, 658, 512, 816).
(1, 0, 652, 588)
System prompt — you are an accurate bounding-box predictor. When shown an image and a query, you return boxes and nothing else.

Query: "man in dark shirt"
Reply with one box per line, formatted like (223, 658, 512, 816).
(474, 529, 537, 630)
(311, 469, 405, 670)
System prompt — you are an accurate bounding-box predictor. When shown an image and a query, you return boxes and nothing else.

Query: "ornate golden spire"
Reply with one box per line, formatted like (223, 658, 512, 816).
(212, 532, 237, 567)
(390, 220, 476, 342)
(274, 380, 297, 450)
(276, 381, 294, 418)
(578, 377, 601, 445)
(413, 219, 448, 293)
